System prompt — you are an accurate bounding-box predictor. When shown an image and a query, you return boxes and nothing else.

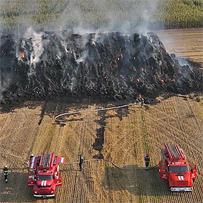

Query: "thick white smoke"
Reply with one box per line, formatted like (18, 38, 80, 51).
(56, 0, 162, 34)
(0, 0, 164, 100)
(24, 28, 44, 65)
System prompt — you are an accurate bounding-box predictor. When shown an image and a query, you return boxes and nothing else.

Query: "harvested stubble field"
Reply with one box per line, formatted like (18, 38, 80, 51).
(0, 29, 203, 203)
(157, 28, 203, 66)
(0, 95, 203, 203)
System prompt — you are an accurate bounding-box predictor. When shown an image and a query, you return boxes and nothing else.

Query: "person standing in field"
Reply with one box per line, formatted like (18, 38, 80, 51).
(3, 165, 9, 183)
(79, 155, 84, 171)
(144, 154, 150, 169)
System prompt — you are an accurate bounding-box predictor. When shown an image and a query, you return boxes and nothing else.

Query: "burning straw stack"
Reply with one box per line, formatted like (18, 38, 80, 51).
(0, 30, 202, 104)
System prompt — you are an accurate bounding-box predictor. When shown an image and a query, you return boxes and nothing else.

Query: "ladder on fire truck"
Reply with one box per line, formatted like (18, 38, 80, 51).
(40, 153, 52, 168)
(164, 144, 185, 161)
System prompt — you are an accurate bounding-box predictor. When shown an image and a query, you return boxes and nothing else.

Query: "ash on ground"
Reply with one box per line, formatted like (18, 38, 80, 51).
(0, 30, 202, 104)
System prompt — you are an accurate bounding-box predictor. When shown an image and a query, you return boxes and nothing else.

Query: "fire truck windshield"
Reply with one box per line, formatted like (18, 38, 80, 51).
(169, 166, 189, 173)
(38, 175, 53, 180)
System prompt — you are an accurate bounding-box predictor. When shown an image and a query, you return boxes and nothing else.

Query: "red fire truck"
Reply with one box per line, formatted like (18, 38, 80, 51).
(158, 144, 197, 192)
(27, 152, 64, 198)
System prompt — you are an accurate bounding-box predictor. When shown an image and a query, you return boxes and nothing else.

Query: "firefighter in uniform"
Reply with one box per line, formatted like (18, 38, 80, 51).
(144, 154, 150, 169)
(79, 155, 84, 171)
(3, 165, 9, 183)
(27, 154, 34, 167)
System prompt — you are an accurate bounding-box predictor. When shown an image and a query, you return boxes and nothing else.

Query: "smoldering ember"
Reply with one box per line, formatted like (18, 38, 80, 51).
(0, 29, 202, 104)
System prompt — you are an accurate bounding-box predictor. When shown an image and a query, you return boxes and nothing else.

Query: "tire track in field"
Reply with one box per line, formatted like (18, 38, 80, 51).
(104, 111, 137, 161)
(96, 100, 203, 203)
(173, 97, 201, 139)
(147, 98, 200, 139)
(0, 109, 39, 167)
(101, 109, 124, 202)
(146, 97, 203, 203)
(78, 110, 101, 203)
(29, 102, 57, 155)
(0, 114, 13, 141)
(71, 122, 85, 203)
(173, 98, 203, 157)
(143, 104, 189, 202)
(138, 107, 161, 203)
(144, 108, 203, 157)
(68, 115, 96, 203)
(104, 107, 150, 202)
(172, 97, 203, 203)
(185, 98, 202, 132)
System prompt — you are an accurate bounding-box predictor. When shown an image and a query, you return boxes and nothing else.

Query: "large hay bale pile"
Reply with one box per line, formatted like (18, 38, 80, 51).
(0, 29, 202, 103)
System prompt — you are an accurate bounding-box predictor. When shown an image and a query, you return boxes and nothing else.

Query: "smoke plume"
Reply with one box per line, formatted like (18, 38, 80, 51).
(0, 0, 163, 34)
(55, 0, 162, 33)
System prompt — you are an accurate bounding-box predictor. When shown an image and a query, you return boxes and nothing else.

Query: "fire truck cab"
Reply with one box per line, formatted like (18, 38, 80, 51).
(27, 152, 64, 198)
(158, 144, 197, 192)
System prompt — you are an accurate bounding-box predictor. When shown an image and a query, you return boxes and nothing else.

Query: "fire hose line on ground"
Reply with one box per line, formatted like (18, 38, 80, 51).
(0, 159, 117, 171)
(54, 103, 141, 122)
(0, 159, 158, 173)
(59, 159, 122, 171)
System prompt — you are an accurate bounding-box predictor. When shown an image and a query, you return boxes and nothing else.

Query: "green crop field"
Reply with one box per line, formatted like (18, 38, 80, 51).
(160, 0, 203, 28)
(0, 0, 202, 30)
